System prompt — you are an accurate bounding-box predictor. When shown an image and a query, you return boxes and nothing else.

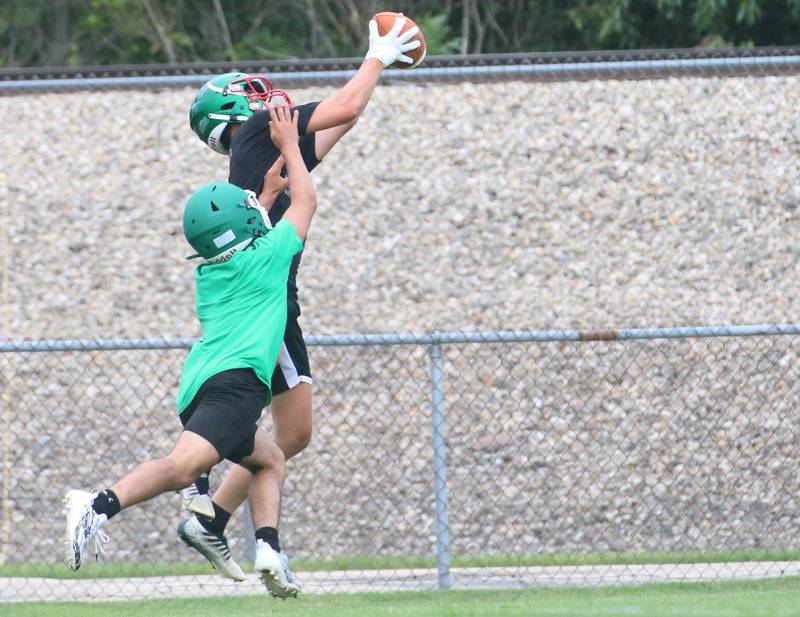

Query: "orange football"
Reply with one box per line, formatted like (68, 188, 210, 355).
(373, 11, 427, 69)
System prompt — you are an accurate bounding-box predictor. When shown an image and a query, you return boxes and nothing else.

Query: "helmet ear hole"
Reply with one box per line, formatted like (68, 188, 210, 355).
(247, 217, 256, 225)
(220, 101, 235, 110)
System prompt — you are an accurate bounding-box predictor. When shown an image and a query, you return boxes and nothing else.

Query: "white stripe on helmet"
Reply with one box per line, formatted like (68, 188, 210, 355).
(213, 229, 236, 248)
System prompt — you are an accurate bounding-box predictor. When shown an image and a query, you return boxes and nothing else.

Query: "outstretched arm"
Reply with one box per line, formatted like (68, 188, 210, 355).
(269, 106, 316, 242)
(313, 118, 358, 161)
(305, 58, 383, 133)
(306, 16, 420, 134)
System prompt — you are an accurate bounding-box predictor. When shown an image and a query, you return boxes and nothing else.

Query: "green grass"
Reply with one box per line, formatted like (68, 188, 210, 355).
(2, 548, 799, 579)
(1, 578, 799, 617)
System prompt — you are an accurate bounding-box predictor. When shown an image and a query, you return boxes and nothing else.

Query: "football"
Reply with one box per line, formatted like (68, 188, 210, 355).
(373, 11, 427, 69)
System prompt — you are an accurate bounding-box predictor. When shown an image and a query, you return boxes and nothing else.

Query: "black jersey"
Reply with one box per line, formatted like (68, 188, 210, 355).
(228, 101, 321, 313)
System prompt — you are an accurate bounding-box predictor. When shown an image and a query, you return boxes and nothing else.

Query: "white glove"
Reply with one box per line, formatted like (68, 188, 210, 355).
(366, 14, 422, 67)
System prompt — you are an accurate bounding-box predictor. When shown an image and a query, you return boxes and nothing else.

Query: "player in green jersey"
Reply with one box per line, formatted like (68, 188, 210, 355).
(64, 105, 313, 598)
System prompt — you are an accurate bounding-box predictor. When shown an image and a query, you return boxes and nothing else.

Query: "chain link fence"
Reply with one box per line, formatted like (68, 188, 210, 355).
(1, 326, 799, 602)
(2, 47, 800, 91)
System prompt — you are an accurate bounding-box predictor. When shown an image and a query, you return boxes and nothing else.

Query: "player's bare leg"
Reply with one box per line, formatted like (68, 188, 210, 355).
(190, 383, 312, 518)
(208, 464, 251, 515)
(180, 386, 311, 582)
(113, 431, 220, 508)
(65, 431, 219, 570)
(271, 383, 313, 459)
(177, 427, 285, 584)
(238, 428, 300, 597)
(242, 431, 285, 529)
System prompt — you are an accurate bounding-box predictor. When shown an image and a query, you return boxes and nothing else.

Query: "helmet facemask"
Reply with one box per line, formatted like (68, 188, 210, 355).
(223, 75, 293, 112)
(244, 190, 273, 231)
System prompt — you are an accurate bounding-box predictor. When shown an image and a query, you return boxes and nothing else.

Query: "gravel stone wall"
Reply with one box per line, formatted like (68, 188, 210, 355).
(1, 76, 798, 569)
(2, 76, 799, 339)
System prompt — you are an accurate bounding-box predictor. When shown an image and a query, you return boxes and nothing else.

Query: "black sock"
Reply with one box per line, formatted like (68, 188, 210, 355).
(194, 472, 210, 495)
(198, 502, 231, 535)
(255, 527, 280, 553)
(91, 489, 121, 520)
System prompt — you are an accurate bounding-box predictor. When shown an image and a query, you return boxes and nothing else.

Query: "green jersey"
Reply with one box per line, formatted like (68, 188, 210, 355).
(176, 220, 303, 413)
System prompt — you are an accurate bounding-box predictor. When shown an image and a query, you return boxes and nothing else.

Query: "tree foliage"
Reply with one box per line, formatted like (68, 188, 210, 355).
(2, 0, 800, 68)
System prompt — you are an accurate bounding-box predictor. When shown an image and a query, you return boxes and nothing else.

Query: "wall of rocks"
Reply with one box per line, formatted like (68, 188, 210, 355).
(1, 76, 799, 340)
(1, 75, 799, 569)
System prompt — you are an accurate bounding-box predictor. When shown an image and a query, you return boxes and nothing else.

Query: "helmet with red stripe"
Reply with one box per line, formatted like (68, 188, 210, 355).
(189, 72, 292, 155)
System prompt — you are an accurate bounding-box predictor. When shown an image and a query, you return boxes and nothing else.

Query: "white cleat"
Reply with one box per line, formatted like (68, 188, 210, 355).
(178, 515, 246, 582)
(64, 489, 110, 571)
(254, 540, 302, 598)
(180, 484, 215, 520)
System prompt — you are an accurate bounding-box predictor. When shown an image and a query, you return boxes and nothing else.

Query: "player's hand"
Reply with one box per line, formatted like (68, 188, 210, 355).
(258, 156, 289, 209)
(366, 14, 421, 67)
(268, 105, 299, 153)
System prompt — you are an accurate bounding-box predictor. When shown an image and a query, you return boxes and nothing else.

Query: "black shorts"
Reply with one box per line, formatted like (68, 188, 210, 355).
(271, 314, 312, 396)
(180, 368, 268, 464)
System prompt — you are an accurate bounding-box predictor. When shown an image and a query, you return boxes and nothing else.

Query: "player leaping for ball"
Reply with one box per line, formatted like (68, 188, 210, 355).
(176, 14, 422, 582)
(65, 105, 315, 598)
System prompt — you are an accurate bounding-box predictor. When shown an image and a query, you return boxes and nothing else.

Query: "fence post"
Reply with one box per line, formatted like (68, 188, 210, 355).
(428, 342, 451, 590)
(242, 500, 256, 563)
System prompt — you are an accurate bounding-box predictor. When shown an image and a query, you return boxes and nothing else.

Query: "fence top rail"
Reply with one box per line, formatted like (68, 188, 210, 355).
(1, 324, 798, 353)
(2, 46, 799, 80)
(2, 47, 799, 92)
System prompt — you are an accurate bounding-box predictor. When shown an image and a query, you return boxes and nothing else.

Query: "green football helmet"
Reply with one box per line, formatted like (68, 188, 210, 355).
(183, 182, 272, 264)
(189, 72, 292, 155)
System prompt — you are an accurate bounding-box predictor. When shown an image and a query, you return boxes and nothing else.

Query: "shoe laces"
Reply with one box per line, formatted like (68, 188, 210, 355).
(93, 528, 111, 561)
(82, 501, 110, 562)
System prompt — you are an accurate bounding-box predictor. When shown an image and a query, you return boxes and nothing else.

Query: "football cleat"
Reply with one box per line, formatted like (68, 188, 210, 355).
(254, 540, 302, 598)
(180, 483, 216, 520)
(178, 515, 246, 582)
(64, 489, 110, 570)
